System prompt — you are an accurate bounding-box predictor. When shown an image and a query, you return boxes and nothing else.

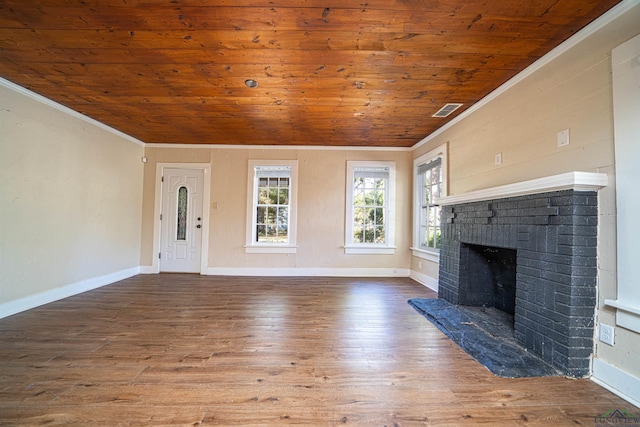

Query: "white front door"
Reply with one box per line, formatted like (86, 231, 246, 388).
(160, 168, 204, 273)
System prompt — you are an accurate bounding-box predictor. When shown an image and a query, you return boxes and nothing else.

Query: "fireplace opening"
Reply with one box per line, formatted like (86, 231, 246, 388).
(459, 243, 517, 326)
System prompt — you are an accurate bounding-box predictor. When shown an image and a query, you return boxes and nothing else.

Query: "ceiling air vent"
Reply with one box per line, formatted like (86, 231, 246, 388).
(432, 103, 463, 118)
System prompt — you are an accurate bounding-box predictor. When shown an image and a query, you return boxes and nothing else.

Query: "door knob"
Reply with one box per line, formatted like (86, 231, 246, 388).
(196, 224, 201, 228)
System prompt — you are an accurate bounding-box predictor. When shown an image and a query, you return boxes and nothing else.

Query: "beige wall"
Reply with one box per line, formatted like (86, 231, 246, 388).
(140, 147, 412, 273)
(412, 3, 640, 386)
(0, 83, 144, 314)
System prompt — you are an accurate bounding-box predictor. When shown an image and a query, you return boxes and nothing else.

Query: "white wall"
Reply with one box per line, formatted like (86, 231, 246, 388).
(0, 80, 144, 318)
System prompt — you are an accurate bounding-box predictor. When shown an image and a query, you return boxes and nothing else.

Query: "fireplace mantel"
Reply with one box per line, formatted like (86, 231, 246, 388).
(437, 171, 608, 206)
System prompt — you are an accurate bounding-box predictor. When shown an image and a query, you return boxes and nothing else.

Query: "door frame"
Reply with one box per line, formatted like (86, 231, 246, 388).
(150, 163, 211, 274)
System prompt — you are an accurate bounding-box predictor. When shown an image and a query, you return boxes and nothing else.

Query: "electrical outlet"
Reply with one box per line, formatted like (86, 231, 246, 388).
(418, 261, 423, 269)
(557, 129, 570, 147)
(495, 152, 503, 166)
(599, 323, 615, 346)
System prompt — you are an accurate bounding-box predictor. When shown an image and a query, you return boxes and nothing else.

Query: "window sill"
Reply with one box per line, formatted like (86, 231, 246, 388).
(604, 299, 640, 334)
(245, 245, 297, 254)
(344, 245, 396, 255)
(410, 247, 440, 262)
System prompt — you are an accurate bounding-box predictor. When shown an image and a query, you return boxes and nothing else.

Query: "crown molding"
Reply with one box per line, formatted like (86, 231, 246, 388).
(412, 0, 639, 151)
(145, 143, 411, 152)
(0, 77, 146, 147)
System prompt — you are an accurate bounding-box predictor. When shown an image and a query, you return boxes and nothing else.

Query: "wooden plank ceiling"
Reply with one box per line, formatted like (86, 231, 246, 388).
(0, 0, 621, 147)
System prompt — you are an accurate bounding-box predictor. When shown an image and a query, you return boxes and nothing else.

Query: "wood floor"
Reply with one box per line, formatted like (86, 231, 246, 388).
(0, 275, 634, 426)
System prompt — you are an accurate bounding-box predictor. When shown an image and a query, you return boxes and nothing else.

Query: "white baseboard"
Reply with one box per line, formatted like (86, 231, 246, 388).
(410, 270, 439, 292)
(140, 266, 158, 274)
(206, 267, 411, 277)
(0, 267, 140, 319)
(592, 358, 640, 408)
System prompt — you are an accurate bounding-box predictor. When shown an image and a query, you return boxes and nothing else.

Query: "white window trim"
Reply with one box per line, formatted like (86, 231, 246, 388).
(245, 159, 298, 254)
(412, 143, 447, 260)
(344, 161, 396, 255)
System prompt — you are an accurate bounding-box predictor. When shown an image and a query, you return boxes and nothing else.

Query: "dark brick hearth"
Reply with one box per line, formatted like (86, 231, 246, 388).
(438, 190, 598, 377)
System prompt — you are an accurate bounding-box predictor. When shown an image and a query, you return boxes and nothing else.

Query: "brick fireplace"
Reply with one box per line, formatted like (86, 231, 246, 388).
(437, 172, 607, 377)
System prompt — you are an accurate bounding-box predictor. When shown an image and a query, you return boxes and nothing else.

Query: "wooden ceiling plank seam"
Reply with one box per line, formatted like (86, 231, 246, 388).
(0, 0, 615, 16)
(0, 29, 568, 52)
(0, 6, 614, 31)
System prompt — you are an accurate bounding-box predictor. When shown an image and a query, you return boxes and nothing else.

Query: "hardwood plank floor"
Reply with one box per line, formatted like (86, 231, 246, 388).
(0, 275, 634, 426)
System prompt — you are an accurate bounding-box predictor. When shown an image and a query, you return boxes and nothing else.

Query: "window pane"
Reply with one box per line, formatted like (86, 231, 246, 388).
(364, 177, 375, 188)
(431, 166, 441, 185)
(374, 208, 384, 225)
(256, 225, 267, 241)
(258, 187, 269, 204)
(360, 189, 370, 206)
(428, 207, 436, 227)
(373, 190, 384, 207)
(364, 208, 375, 225)
(427, 227, 436, 248)
(268, 188, 278, 204)
(375, 226, 385, 243)
(277, 207, 288, 228)
(267, 206, 277, 224)
(279, 177, 289, 188)
(256, 206, 266, 224)
(363, 224, 375, 243)
(278, 188, 289, 205)
(176, 186, 187, 241)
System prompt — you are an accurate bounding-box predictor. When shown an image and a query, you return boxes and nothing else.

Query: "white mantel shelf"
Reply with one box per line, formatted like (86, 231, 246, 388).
(436, 171, 608, 206)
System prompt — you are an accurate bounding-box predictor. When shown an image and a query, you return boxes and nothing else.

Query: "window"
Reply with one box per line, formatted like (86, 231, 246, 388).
(345, 161, 396, 254)
(412, 143, 447, 261)
(246, 160, 298, 253)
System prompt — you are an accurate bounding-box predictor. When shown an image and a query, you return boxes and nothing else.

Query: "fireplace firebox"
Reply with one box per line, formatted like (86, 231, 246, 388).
(460, 244, 517, 319)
